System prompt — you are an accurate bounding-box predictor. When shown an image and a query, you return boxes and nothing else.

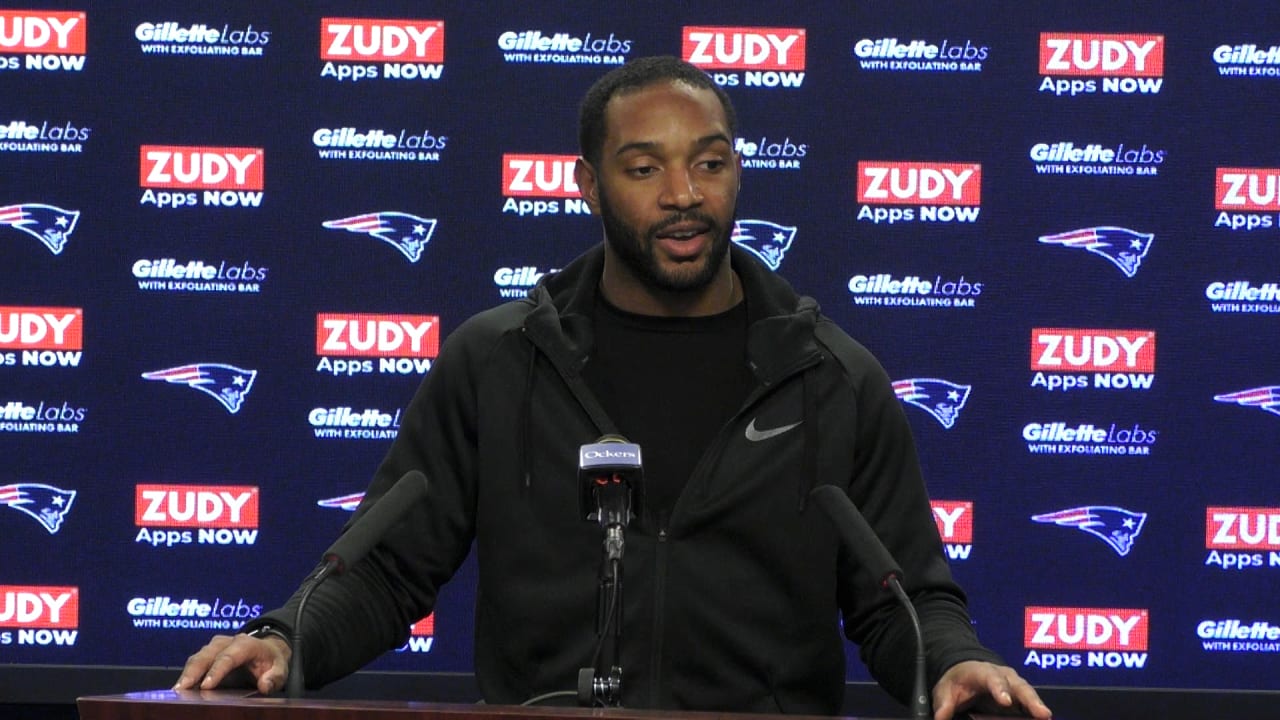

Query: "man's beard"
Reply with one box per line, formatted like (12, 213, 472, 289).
(598, 186, 734, 293)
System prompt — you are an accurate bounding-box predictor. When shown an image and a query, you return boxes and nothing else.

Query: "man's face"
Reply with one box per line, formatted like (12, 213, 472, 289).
(577, 81, 740, 294)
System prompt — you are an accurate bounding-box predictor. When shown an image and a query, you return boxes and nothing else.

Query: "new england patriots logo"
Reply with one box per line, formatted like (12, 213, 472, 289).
(1038, 227, 1153, 278)
(317, 492, 364, 511)
(1032, 506, 1147, 557)
(0, 203, 80, 255)
(323, 212, 437, 263)
(1214, 386, 1280, 418)
(892, 378, 971, 429)
(732, 219, 797, 270)
(141, 363, 257, 414)
(0, 483, 76, 534)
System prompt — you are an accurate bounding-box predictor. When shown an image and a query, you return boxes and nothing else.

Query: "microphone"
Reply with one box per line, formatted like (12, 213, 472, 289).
(576, 435, 642, 707)
(809, 484, 930, 720)
(286, 469, 429, 698)
(578, 435, 643, 540)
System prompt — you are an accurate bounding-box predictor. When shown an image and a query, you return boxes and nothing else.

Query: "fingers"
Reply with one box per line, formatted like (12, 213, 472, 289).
(172, 633, 289, 694)
(1004, 671, 1053, 718)
(984, 667, 1015, 707)
(174, 634, 235, 690)
(931, 662, 1052, 720)
(985, 667, 1053, 719)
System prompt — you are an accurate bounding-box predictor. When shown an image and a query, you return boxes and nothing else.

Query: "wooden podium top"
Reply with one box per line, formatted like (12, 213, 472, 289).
(77, 690, 902, 720)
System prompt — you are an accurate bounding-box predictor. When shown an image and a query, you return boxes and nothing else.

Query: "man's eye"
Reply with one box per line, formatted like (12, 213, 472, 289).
(701, 160, 725, 171)
(628, 166, 657, 177)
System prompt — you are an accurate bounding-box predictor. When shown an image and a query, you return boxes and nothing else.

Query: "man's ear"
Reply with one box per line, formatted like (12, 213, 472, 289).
(575, 157, 600, 215)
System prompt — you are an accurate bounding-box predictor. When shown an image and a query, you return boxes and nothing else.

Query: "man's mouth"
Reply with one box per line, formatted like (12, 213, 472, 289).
(655, 221, 712, 241)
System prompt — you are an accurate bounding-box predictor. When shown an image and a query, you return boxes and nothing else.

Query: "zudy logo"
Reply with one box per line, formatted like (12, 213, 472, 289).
(683, 26, 806, 88)
(1038, 32, 1164, 96)
(856, 162, 981, 225)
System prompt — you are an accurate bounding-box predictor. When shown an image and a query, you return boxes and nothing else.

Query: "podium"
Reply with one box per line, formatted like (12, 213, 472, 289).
(77, 690, 899, 720)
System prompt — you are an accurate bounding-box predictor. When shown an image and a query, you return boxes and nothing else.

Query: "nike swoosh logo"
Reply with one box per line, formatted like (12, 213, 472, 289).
(745, 417, 802, 442)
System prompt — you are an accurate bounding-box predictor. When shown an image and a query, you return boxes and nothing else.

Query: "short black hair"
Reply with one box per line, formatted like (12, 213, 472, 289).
(578, 55, 738, 167)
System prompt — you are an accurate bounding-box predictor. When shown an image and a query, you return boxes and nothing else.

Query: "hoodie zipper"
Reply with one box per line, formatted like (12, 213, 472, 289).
(646, 351, 822, 704)
(648, 518, 669, 707)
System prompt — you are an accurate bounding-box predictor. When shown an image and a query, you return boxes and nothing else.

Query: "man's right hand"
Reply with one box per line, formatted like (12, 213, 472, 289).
(173, 633, 292, 695)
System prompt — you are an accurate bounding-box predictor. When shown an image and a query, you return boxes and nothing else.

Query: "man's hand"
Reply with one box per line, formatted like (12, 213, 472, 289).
(932, 660, 1052, 720)
(173, 633, 292, 695)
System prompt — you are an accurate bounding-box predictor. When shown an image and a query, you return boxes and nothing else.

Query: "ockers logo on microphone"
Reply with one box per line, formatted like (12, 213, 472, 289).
(1030, 140, 1166, 177)
(316, 312, 440, 377)
(0, 306, 83, 369)
(139, 145, 264, 209)
(395, 613, 435, 654)
(1038, 32, 1164, 96)
(135, 20, 270, 57)
(683, 26, 806, 89)
(1214, 167, 1280, 232)
(310, 405, 401, 441)
(1204, 506, 1280, 571)
(856, 161, 981, 225)
(134, 484, 260, 548)
(0, 585, 79, 648)
(853, 36, 989, 73)
(1030, 328, 1155, 392)
(931, 500, 973, 561)
(735, 134, 807, 171)
(320, 17, 444, 82)
(0, 120, 91, 154)
(1214, 42, 1280, 78)
(502, 153, 590, 218)
(1024, 607, 1149, 671)
(495, 264, 559, 299)
(128, 594, 263, 632)
(0, 10, 86, 73)
(313, 126, 447, 163)
(498, 28, 632, 65)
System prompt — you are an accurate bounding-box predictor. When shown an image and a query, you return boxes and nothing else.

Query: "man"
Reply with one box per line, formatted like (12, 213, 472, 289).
(177, 56, 1051, 720)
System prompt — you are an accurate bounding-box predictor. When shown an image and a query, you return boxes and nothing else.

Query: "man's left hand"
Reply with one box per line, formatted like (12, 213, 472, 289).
(931, 660, 1052, 720)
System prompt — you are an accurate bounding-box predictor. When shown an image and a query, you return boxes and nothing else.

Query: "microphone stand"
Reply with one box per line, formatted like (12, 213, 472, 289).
(578, 479, 628, 707)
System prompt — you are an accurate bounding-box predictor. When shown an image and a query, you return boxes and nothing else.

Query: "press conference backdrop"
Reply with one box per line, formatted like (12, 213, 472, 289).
(2, 0, 1278, 708)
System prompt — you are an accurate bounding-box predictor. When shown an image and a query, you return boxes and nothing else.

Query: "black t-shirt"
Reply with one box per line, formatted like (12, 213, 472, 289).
(582, 295, 754, 517)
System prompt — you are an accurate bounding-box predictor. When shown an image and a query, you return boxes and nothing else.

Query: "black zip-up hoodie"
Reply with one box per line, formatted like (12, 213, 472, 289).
(253, 243, 1002, 713)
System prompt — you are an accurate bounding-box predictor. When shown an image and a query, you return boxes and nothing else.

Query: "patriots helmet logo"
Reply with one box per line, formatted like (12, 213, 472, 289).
(1214, 386, 1280, 418)
(317, 492, 365, 511)
(1038, 227, 1153, 278)
(323, 212, 437, 263)
(0, 483, 76, 534)
(141, 363, 258, 414)
(0, 203, 81, 255)
(892, 378, 971, 429)
(1032, 506, 1147, 556)
(732, 219, 797, 270)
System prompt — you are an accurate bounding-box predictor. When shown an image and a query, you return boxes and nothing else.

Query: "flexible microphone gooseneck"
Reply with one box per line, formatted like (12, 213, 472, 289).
(285, 469, 430, 698)
(809, 484, 931, 720)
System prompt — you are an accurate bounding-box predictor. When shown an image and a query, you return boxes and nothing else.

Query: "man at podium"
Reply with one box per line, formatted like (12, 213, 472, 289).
(176, 56, 1051, 720)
